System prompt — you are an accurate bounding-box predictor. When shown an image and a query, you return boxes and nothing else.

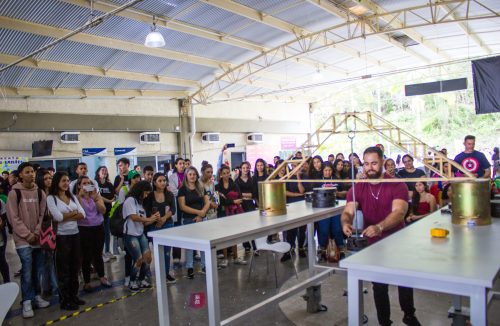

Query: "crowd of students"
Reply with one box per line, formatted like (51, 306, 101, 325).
(0, 134, 497, 319)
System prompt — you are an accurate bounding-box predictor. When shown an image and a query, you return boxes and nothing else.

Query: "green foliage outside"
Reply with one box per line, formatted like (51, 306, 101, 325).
(314, 62, 499, 160)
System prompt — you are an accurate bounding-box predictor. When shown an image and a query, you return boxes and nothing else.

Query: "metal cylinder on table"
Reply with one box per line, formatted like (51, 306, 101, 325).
(258, 182, 287, 216)
(451, 180, 491, 226)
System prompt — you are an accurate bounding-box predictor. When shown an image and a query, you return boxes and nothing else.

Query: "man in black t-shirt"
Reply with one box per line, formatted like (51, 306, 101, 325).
(114, 157, 130, 195)
(396, 154, 425, 195)
(453, 135, 491, 178)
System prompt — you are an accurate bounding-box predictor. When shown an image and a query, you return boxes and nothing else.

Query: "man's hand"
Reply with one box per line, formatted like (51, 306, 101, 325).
(362, 225, 382, 238)
(233, 199, 243, 205)
(342, 223, 353, 237)
(194, 216, 203, 223)
(26, 233, 38, 245)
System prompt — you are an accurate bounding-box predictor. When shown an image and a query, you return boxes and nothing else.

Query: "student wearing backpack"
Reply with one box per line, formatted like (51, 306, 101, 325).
(123, 181, 159, 291)
(74, 176, 112, 292)
(6, 162, 50, 318)
(47, 172, 86, 311)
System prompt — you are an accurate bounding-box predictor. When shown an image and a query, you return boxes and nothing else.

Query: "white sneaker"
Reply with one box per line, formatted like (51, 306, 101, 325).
(234, 258, 247, 265)
(34, 295, 50, 308)
(219, 259, 228, 268)
(104, 252, 117, 259)
(140, 279, 152, 289)
(22, 300, 34, 318)
(217, 254, 225, 259)
(124, 276, 130, 287)
(102, 254, 110, 263)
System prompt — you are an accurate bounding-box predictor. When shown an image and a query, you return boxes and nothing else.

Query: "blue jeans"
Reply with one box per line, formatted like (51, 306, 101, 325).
(124, 234, 150, 282)
(183, 218, 205, 269)
(16, 246, 45, 302)
(148, 221, 174, 274)
(318, 214, 344, 248)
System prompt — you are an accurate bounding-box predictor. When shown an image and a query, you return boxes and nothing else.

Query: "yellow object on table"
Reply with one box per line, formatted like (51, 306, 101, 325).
(430, 228, 449, 238)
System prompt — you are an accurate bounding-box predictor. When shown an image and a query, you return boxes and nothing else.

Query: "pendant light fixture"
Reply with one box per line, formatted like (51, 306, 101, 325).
(144, 16, 165, 48)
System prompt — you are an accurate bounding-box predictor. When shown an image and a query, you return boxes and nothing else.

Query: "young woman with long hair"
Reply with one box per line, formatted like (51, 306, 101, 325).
(200, 164, 218, 220)
(406, 180, 437, 224)
(47, 172, 86, 311)
(235, 161, 257, 253)
(123, 181, 159, 291)
(144, 173, 176, 284)
(74, 176, 111, 292)
(384, 158, 398, 178)
(178, 167, 210, 278)
(168, 158, 185, 262)
(95, 166, 116, 260)
(252, 158, 268, 204)
(216, 165, 247, 267)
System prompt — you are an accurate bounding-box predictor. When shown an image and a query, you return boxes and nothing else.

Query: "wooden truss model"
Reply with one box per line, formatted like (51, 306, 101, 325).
(266, 111, 476, 184)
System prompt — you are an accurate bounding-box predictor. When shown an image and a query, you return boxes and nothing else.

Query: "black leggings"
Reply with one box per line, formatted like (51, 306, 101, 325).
(286, 225, 307, 249)
(0, 242, 10, 283)
(79, 224, 105, 283)
(56, 234, 81, 303)
(373, 282, 415, 325)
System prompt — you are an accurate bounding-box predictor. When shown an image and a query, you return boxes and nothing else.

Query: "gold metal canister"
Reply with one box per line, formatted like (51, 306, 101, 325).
(451, 180, 491, 226)
(258, 182, 287, 216)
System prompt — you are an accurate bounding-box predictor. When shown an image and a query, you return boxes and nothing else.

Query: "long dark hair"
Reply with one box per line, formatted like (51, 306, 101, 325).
(49, 171, 72, 199)
(411, 181, 429, 214)
(253, 158, 268, 177)
(35, 169, 51, 193)
(173, 158, 185, 174)
(308, 155, 323, 178)
(333, 159, 345, 179)
(72, 175, 90, 195)
(126, 180, 153, 205)
(322, 161, 334, 179)
(95, 166, 110, 183)
(239, 161, 251, 179)
(151, 173, 174, 203)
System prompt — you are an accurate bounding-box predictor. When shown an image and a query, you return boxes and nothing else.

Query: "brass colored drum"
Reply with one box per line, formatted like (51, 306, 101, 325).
(258, 182, 287, 216)
(451, 180, 491, 226)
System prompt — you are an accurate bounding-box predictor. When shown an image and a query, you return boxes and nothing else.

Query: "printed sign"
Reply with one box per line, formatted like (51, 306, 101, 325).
(0, 157, 28, 172)
(82, 148, 107, 156)
(189, 292, 206, 309)
(114, 147, 137, 156)
(280, 136, 297, 150)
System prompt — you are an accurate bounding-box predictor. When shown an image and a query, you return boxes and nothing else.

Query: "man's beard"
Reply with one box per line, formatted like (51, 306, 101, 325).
(366, 168, 382, 179)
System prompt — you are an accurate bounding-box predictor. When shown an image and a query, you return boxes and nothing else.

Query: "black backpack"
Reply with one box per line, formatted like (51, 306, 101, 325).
(109, 203, 126, 237)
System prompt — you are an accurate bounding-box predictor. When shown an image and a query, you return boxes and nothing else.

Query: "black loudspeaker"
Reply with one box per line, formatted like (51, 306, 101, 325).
(472, 56, 500, 114)
(405, 78, 467, 96)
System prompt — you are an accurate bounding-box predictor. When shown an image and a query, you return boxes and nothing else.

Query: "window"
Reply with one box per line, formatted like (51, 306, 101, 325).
(30, 160, 54, 170)
(157, 155, 177, 173)
(56, 159, 80, 180)
(136, 156, 157, 173)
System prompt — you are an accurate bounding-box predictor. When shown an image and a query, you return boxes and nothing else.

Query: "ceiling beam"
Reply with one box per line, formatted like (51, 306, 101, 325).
(1, 87, 188, 98)
(200, 0, 395, 71)
(439, 3, 492, 54)
(0, 53, 199, 88)
(61, 0, 348, 79)
(0, 16, 230, 70)
(355, 0, 452, 61)
(305, 0, 431, 64)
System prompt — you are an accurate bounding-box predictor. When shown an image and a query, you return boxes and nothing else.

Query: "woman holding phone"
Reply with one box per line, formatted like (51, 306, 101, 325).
(74, 176, 111, 292)
(144, 173, 177, 284)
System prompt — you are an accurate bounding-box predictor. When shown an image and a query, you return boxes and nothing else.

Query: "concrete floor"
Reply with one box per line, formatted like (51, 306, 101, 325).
(2, 235, 499, 326)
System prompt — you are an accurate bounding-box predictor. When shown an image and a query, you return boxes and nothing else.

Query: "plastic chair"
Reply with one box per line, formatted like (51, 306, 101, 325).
(248, 236, 299, 288)
(0, 282, 19, 323)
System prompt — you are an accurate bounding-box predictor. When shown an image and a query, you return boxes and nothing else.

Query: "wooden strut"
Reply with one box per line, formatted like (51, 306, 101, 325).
(266, 111, 477, 184)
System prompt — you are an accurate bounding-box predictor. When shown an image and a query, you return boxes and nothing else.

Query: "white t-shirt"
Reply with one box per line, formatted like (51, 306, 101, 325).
(122, 197, 146, 236)
(47, 194, 86, 235)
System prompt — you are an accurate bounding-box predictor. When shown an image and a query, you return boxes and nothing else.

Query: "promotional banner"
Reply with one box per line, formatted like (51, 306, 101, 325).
(280, 136, 297, 150)
(82, 148, 107, 156)
(114, 147, 137, 156)
(0, 156, 28, 172)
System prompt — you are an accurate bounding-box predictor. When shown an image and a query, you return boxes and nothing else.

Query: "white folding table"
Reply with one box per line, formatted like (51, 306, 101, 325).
(149, 201, 345, 326)
(340, 210, 500, 325)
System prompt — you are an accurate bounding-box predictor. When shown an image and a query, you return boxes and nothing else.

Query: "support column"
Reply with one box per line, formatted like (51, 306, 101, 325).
(177, 98, 192, 159)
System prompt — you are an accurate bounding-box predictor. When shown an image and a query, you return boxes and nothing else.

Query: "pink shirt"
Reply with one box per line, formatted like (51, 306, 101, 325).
(346, 176, 408, 244)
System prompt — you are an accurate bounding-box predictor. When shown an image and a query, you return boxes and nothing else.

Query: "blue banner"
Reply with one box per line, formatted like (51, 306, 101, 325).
(82, 148, 107, 156)
(114, 147, 137, 156)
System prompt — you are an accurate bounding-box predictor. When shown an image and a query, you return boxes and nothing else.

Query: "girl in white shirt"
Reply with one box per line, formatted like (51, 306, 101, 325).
(47, 172, 85, 311)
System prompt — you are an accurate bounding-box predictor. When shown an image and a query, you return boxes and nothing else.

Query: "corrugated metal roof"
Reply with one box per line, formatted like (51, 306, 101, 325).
(40, 40, 122, 68)
(234, 0, 302, 14)
(0, 65, 33, 87)
(273, 2, 340, 32)
(107, 0, 199, 18)
(0, 29, 54, 57)
(111, 52, 176, 75)
(24, 69, 67, 88)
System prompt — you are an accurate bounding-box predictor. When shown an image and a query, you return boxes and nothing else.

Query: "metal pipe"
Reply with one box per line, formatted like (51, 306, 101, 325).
(188, 102, 196, 161)
(0, 0, 144, 73)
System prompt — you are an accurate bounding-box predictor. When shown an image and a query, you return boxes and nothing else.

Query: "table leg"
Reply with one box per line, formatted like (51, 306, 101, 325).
(470, 287, 487, 326)
(153, 242, 169, 326)
(307, 222, 315, 278)
(205, 247, 221, 326)
(347, 274, 363, 326)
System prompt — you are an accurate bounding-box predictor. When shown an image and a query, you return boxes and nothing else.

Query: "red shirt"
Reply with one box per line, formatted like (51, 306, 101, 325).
(346, 176, 408, 244)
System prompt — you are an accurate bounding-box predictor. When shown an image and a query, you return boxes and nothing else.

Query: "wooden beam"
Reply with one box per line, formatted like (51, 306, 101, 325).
(1, 87, 188, 98)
